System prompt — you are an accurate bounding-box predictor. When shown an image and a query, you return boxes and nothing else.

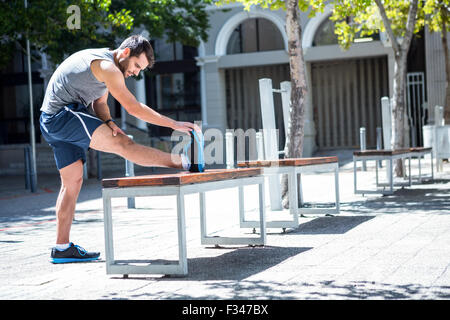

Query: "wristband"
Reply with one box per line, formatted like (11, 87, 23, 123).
(105, 119, 115, 125)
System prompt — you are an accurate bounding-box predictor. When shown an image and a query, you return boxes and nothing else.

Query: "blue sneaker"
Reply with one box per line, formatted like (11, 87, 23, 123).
(50, 243, 100, 264)
(183, 130, 205, 172)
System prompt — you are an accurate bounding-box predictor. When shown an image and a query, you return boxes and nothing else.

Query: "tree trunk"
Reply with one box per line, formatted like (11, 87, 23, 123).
(374, 0, 418, 177)
(441, 5, 450, 123)
(392, 53, 408, 176)
(281, 0, 308, 209)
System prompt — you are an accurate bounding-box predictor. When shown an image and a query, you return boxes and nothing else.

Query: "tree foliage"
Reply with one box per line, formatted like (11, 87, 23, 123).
(109, 0, 212, 47)
(422, 0, 450, 34)
(0, 0, 132, 67)
(216, 0, 327, 16)
(330, 0, 450, 50)
(330, 0, 424, 50)
(0, 0, 212, 68)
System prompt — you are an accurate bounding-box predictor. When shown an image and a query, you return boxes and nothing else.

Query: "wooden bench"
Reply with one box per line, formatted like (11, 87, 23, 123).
(102, 168, 266, 277)
(353, 147, 433, 195)
(237, 157, 340, 230)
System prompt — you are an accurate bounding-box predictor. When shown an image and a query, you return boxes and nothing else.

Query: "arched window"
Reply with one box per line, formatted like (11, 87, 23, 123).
(313, 18, 380, 47)
(313, 19, 339, 46)
(226, 18, 285, 54)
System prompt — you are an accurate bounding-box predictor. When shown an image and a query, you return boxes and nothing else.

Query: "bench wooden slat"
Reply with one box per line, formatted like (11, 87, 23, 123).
(237, 156, 338, 168)
(353, 149, 411, 156)
(354, 147, 432, 156)
(102, 168, 262, 188)
(409, 147, 432, 153)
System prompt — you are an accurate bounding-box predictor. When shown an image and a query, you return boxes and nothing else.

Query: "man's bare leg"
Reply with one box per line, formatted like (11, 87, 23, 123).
(56, 159, 84, 244)
(89, 124, 184, 168)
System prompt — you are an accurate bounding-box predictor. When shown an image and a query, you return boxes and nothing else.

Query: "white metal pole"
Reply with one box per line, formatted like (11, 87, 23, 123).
(381, 97, 392, 184)
(259, 78, 282, 211)
(25, 0, 37, 192)
(360, 127, 366, 171)
(225, 131, 234, 169)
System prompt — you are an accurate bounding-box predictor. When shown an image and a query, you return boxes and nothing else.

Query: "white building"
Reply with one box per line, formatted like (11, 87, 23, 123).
(182, 3, 448, 156)
(1, 3, 449, 174)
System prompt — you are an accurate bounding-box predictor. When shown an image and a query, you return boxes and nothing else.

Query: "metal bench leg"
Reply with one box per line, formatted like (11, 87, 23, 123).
(334, 164, 340, 214)
(199, 192, 207, 242)
(297, 173, 303, 206)
(418, 155, 422, 183)
(258, 179, 267, 244)
(431, 152, 434, 181)
(408, 156, 412, 186)
(103, 194, 115, 274)
(375, 159, 379, 187)
(176, 191, 188, 275)
(288, 169, 299, 226)
(238, 186, 245, 227)
(389, 158, 394, 194)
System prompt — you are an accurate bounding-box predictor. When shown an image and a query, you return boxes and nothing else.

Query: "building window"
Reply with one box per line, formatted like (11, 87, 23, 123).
(152, 72, 200, 116)
(313, 18, 380, 46)
(145, 39, 200, 136)
(227, 18, 285, 54)
(0, 49, 43, 144)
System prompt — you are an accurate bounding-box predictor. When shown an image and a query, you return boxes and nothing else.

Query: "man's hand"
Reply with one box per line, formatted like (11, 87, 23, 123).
(171, 121, 202, 135)
(106, 121, 126, 137)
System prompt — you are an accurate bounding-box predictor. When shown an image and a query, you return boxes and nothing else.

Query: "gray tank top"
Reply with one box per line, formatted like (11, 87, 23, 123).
(41, 48, 115, 114)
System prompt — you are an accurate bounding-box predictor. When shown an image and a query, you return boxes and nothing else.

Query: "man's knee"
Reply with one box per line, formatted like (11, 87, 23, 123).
(61, 173, 83, 190)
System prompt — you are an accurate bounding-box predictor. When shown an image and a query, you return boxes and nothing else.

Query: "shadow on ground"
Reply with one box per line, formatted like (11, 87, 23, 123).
(341, 182, 450, 214)
(108, 246, 310, 283)
(103, 278, 450, 300)
(287, 215, 375, 235)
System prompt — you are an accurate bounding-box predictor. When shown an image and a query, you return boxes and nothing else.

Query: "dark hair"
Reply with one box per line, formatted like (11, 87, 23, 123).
(119, 34, 155, 68)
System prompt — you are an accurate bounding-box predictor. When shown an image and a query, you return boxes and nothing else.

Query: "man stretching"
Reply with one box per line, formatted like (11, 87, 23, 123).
(40, 35, 197, 263)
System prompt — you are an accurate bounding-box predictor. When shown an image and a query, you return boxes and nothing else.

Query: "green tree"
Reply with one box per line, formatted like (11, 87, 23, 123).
(331, 0, 420, 176)
(0, 0, 134, 69)
(109, 0, 212, 48)
(0, 0, 212, 72)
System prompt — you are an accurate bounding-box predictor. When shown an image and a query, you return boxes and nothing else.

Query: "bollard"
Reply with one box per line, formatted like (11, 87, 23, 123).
(381, 97, 393, 184)
(376, 127, 383, 168)
(27, 145, 37, 193)
(24, 145, 31, 190)
(225, 131, 234, 169)
(126, 135, 135, 209)
(360, 127, 367, 171)
(256, 131, 264, 161)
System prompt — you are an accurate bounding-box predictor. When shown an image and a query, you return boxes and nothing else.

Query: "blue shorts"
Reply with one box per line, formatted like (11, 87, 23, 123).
(40, 103, 103, 170)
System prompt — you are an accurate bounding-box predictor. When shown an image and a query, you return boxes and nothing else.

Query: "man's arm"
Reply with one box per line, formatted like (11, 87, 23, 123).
(92, 91, 113, 122)
(92, 91, 126, 137)
(92, 60, 195, 133)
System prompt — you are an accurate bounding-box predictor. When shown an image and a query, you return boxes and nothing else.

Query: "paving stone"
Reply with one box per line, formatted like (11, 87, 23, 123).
(0, 160, 449, 300)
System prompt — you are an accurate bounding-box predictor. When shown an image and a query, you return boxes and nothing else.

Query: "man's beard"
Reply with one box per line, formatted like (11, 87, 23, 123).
(118, 58, 129, 77)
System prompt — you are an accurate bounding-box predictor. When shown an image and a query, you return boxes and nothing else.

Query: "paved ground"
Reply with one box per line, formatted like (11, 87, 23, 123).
(0, 153, 449, 301)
